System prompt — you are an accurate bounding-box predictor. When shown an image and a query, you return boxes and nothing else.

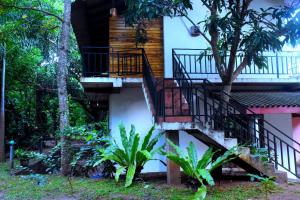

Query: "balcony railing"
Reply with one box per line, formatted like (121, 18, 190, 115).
(81, 47, 144, 77)
(173, 49, 300, 79)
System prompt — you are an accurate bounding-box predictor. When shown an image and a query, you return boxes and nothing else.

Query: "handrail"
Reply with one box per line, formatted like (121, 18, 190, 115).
(173, 48, 300, 53)
(81, 46, 144, 77)
(173, 49, 300, 78)
(172, 48, 300, 178)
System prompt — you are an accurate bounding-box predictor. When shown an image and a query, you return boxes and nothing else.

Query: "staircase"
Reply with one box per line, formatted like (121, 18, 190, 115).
(142, 48, 300, 182)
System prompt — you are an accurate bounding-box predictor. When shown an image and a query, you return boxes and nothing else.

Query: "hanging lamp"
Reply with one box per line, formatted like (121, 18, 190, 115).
(110, 0, 118, 17)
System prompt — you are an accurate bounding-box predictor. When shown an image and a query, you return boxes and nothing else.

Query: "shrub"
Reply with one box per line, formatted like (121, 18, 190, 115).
(164, 141, 237, 200)
(96, 124, 164, 187)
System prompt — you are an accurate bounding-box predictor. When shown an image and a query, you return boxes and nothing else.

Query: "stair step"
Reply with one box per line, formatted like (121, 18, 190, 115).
(157, 116, 193, 123)
(238, 147, 251, 158)
(224, 138, 238, 149)
(274, 170, 288, 184)
(207, 130, 224, 146)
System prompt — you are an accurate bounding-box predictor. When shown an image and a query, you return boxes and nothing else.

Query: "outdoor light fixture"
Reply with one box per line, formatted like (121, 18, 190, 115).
(110, 0, 118, 17)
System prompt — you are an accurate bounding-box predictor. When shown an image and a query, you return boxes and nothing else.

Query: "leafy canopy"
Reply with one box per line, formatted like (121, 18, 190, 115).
(124, 0, 300, 84)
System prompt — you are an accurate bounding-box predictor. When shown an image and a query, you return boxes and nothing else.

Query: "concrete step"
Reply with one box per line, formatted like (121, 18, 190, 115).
(157, 116, 193, 123)
(238, 147, 251, 160)
(224, 138, 238, 149)
(274, 170, 288, 184)
(207, 130, 225, 146)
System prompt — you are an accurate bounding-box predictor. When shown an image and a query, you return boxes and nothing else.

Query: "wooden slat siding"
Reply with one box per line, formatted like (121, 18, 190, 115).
(109, 16, 164, 77)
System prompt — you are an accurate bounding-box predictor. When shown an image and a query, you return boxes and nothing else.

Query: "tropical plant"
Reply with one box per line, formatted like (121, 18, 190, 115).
(248, 173, 276, 200)
(15, 149, 35, 161)
(95, 124, 164, 187)
(164, 141, 237, 200)
(67, 121, 115, 178)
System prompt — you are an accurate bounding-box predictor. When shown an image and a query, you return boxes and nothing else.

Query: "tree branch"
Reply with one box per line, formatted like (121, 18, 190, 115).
(176, 9, 212, 45)
(226, 0, 251, 83)
(0, 2, 64, 23)
(232, 57, 248, 80)
(209, 4, 226, 81)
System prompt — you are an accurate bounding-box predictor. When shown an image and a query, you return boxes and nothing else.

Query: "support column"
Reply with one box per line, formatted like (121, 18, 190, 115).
(166, 130, 181, 185)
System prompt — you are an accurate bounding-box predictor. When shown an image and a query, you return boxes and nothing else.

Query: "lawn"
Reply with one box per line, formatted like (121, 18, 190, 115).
(0, 164, 278, 200)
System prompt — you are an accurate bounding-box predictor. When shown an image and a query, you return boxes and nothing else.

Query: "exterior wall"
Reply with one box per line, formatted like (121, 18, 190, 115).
(109, 17, 164, 77)
(109, 86, 208, 173)
(163, 0, 297, 81)
(292, 116, 300, 167)
(264, 113, 297, 179)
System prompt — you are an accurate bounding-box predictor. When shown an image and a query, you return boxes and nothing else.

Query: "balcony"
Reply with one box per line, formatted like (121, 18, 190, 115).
(81, 47, 144, 77)
(80, 47, 145, 91)
(173, 49, 300, 83)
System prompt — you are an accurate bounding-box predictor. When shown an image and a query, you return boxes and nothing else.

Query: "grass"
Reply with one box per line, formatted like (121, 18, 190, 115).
(0, 164, 274, 200)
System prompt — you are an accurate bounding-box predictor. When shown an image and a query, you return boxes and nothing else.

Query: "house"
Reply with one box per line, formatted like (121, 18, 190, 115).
(71, 0, 300, 183)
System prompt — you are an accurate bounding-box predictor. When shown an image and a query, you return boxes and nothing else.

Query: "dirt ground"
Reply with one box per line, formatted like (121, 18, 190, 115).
(214, 180, 300, 200)
(267, 183, 300, 200)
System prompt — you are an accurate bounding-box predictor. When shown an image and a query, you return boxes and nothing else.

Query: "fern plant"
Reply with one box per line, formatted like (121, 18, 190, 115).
(164, 140, 237, 200)
(95, 124, 164, 187)
(248, 174, 276, 200)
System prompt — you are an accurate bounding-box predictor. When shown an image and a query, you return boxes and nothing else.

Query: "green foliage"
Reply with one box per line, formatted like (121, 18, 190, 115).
(250, 147, 269, 164)
(96, 124, 164, 187)
(68, 121, 116, 178)
(124, 0, 300, 80)
(164, 141, 237, 200)
(248, 173, 277, 200)
(0, 0, 94, 148)
(0, 163, 281, 200)
(15, 149, 35, 160)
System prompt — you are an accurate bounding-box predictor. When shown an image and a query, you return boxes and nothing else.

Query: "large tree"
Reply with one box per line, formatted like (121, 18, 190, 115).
(124, 0, 300, 100)
(0, 0, 81, 175)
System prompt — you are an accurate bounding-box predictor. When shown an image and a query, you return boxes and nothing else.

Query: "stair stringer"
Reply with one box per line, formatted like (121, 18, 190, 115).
(159, 122, 288, 183)
(141, 81, 156, 122)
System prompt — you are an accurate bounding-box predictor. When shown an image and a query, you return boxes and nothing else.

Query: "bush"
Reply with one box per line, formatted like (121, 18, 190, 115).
(96, 124, 164, 187)
(164, 141, 237, 200)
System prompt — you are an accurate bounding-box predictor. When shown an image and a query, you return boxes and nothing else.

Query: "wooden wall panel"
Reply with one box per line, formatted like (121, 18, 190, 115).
(109, 17, 164, 77)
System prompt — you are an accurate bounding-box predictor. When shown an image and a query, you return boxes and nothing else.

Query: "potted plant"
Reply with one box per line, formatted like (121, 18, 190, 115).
(15, 149, 33, 167)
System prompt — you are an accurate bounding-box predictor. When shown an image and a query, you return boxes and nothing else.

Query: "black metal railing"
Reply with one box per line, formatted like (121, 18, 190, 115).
(172, 49, 300, 178)
(81, 46, 300, 178)
(81, 47, 144, 77)
(173, 49, 300, 78)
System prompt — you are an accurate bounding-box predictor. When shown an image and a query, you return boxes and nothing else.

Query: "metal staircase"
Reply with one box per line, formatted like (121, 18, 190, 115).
(142, 48, 300, 181)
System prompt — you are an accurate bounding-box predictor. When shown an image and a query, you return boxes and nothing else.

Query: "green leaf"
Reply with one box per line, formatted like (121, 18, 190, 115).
(210, 147, 237, 172)
(194, 185, 207, 200)
(166, 139, 185, 158)
(187, 142, 198, 170)
(197, 147, 214, 170)
(198, 169, 215, 186)
(115, 166, 126, 182)
(128, 124, 136, 148)
(136, 150, 152, 166)
(141, 125, 155, 150)
(119, 124, 129, 152)
(167, 154, 194, 177)
(125, 164, 136, 187)
(146, 131, 164, 152)
(130, 133, 140, 163)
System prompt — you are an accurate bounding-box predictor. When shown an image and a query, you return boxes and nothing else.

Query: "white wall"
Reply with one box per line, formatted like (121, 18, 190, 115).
(163, 0, 287, 79)
(109, 87, 209, 173)
(264, 113, 298, 179)
(109, 87, 165, 172)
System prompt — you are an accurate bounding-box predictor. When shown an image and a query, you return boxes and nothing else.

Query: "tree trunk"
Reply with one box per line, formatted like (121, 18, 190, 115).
(57, 0, 72, 176)
(0, 44, 6, 162)
(221, 84, 232, 103)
